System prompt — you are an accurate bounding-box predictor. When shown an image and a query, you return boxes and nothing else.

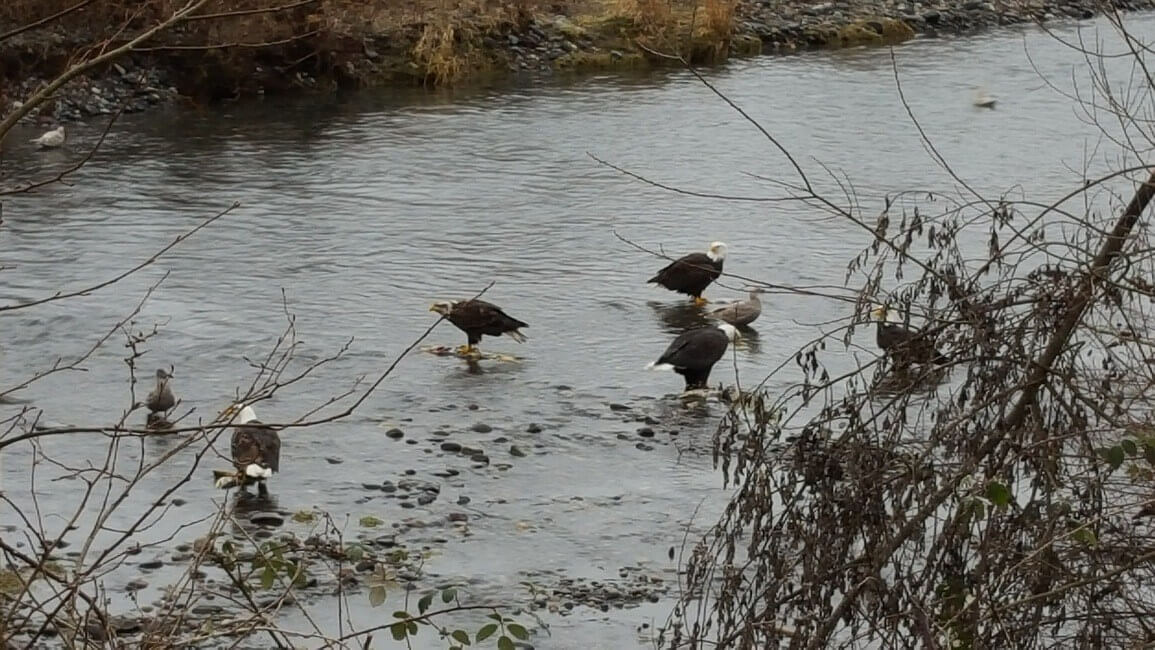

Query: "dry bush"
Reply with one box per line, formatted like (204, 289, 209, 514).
(702, 0, 735, 42)
(413, 19, 469, 86)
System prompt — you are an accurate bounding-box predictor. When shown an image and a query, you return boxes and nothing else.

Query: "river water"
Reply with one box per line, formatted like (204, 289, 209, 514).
(2, 12, 1150, 649)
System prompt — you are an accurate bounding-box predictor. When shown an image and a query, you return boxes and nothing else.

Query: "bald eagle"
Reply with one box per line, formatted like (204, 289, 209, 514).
(870, 305, 949, 367)
(429, 299, 529, 356)
(648, 242, 728, 306)
(648, 323, 740, 390)
(214, 403, 281, 496)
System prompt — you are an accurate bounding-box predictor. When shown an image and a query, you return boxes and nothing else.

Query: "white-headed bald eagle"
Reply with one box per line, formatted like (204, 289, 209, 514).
(429, 298, 529, 356)
(648, 241, 728, 306)
(870, 304, 949, 367)
(648, 322, 740, 390)
(213, 403, 281, 496)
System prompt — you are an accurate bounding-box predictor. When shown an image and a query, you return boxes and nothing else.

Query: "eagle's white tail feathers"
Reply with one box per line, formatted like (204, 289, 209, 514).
(215, 475, 238, 489)
(505, 330, 528, 344)
(245, 463, 273, 478)
(647, 362, 675, 371)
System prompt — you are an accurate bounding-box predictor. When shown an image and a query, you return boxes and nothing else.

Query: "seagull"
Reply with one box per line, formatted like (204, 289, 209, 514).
(973, 88, 997, 109)
(706, 288, 764, 327)
(29, 125, 65, 148)
(143, 367, 177, 430)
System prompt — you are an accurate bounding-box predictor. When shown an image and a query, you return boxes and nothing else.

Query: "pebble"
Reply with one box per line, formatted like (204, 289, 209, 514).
(471, 422, 493, 433)
(526, 423, 543, 433)
(386, 428, 404, 439)
(510, 445, 527, 457)
(139, 559, 164, 570)
(326, 457, 344, 464)
(440, 441, 462, 452)
(447, 513, 469, 523)
(124, 579, 147, 591)
(457, 496, 471, 505)
(637, 427, 655, 438)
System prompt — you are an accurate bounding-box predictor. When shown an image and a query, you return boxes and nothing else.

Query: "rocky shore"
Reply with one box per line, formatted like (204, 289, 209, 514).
(2, 0, 1153, 126)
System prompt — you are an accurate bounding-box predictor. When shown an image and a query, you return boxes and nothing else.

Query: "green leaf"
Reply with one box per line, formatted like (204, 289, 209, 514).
(971, 498, 985, 520)
(1145, 442, 1155, 466)
(442, 587, 457, 603)
(476, 623, 498, 642)
(418, 592, 434, 614)
(360, 515, 384, 528)
(985, 481, 1011, 508)
(1106, 445, 1126, 470)
(392, 611, 409, 619)
(486, 613, 503, 622)
(369, 585, 387, 607)
(451, 630, 472, 646)
(260, 565, 275, 589)
(1123, 439, 1138, 456)
(498, 636, 515, 650)
(291, 510, 316, 523)
(345, 544, 365, 562)
(390, 621, 407, 641)
(1072, 526, 1098, 547)
(407, 620, 418, 635)
(507, 623, 529, 640)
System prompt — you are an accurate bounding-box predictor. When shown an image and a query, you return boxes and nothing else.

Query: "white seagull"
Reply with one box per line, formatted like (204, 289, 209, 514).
(30, 125, 65, 148)
(973, 88, 997, 109)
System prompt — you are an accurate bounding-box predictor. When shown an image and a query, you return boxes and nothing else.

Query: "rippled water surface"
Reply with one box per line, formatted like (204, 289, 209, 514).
(3, 12, 1152, 648)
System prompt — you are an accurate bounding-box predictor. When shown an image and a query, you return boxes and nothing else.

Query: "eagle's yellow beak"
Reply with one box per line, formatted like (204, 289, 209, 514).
(870, 307, 886, 319)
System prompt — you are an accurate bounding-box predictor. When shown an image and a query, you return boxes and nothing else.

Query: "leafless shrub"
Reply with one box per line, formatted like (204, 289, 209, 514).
(595, 10, 1155, 649)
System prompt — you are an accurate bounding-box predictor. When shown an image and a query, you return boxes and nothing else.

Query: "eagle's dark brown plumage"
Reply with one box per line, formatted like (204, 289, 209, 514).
(648, 242, 728, 306)
(429, 298, 529, 355)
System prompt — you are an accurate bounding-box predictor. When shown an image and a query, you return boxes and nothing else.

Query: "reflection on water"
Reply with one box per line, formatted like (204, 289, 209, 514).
(1, 12, 1151, 648)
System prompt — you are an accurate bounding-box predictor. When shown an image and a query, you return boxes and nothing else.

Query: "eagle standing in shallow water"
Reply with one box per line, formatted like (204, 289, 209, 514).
(429, 299, 529, 356)
(648, 323, 741, 391)
(648, 241, 728, 306)
(870, 304, 949, 367)
(213, 403, 281, 496)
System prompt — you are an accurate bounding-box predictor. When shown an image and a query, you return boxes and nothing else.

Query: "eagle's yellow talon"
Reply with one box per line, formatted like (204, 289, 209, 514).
(692, 296, 709, 307)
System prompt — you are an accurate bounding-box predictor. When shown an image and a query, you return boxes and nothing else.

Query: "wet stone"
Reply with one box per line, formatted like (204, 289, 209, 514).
(171, 498, 187, 506)
(400, 501, 416, 509)
(404, 469, 416, 475)
(125, 579, 148, 591)
(326, 457, 344, 464)
(356, 560, 375, 572)
(510, 445, 527, 457)
(527, 423, 543, 433)
(636, 443, 654, 451)
(139, 559, 164, 570)
(637, 427, 655, 438)
(448, 512, 469, 523)
(362, 483, 382, 491)
(417, 493, 437, 506)
(467, 404, 480, 410)
(440, 441, 462, 453)
(471, 422, 493, 433)
(609, 403, 630, 412)
(406, 439, 418, 445)
(250, 512, 285, 527)
(385, 428, 404, 439)
(471, 454, 490, 464)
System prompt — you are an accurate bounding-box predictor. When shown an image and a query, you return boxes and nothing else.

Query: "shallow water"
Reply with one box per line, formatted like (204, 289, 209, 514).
(2, 12, 1152, 648)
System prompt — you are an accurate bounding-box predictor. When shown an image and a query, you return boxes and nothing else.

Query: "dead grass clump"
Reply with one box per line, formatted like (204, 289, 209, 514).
(614, 0, 674, 31)
(412, 21, 470, 86)
(702, 0, 735, 43)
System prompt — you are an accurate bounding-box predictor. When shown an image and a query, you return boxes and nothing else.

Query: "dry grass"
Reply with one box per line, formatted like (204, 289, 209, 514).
(702, 0, 735, 43)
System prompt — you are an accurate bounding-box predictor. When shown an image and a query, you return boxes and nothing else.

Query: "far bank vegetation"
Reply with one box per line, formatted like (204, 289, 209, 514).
(0, 0, 742, 91)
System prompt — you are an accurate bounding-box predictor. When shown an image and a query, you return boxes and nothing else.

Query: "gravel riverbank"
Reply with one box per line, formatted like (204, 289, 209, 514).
(2, 0, 1153, 126)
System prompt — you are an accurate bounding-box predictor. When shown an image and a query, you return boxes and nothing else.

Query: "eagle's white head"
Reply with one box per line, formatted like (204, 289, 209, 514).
(429, 300, 456, 317)
(707, 241, 729, 262)
(222, 402, 258, 425)
(717, 322, 741, 342)
(870, 304, 902, 323)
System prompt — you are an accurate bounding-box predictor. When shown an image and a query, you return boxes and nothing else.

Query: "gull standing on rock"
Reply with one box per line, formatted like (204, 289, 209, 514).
(707, 288, 764, 327)
(29, 125, 65, 149)
(144, 367, 177, 429)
